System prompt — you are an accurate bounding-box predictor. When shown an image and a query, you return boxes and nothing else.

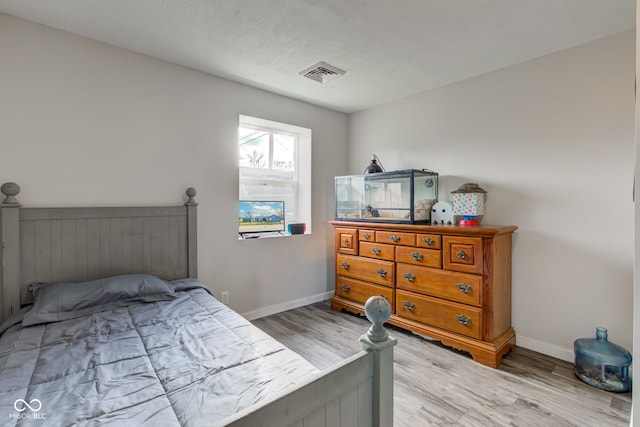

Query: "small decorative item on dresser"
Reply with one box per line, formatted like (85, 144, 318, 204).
(364, 154, 385, 174)
(431, 201, 453, 225)
(573, 327, 632, 392)
(452, 183, 487, 226)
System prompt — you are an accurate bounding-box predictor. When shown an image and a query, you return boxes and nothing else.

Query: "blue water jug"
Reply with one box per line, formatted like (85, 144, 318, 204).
(573, 327, 631, 392)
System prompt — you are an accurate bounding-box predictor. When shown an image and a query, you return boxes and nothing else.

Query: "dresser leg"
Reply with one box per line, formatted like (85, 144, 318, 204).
(467, 329, 516, 368)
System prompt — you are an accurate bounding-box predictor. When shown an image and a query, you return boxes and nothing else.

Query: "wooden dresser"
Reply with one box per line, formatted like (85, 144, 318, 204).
(330, 221, 517, 368)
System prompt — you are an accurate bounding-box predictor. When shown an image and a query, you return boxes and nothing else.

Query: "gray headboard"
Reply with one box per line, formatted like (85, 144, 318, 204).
(0, 183, 198, 321)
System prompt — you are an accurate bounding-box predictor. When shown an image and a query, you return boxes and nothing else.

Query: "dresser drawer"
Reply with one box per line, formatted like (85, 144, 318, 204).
(360, 241, 395, 261)
(443, 236, 483, 274)
(396, 264, 482, 306)
(335, 276, 393, 307)
(376, 231, 416, 246)
(335, 228, 358, 255)
(336, 254, 394, 287)
(359, 229, 376, 242)
(395, 246, 441, 268)
(416, 233, 441, 249)
(396, 290, 483, 339)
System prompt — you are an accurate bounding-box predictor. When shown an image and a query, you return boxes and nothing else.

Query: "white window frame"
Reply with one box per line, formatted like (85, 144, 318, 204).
(239, 115, 312, 237)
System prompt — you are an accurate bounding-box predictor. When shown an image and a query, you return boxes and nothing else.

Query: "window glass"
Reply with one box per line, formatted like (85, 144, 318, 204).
(272, 133, 295, 171)
(239, 128, 270, 168)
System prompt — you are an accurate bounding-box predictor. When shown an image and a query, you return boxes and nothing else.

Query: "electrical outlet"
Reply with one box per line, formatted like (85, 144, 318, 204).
(221, 291, 229, 305)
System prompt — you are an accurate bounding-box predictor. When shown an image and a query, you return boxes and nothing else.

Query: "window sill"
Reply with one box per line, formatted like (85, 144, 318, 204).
(238, 232, 310, 240)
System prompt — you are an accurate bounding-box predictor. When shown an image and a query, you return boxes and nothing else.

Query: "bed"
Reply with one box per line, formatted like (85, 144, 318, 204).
(0, 183, 396, 427)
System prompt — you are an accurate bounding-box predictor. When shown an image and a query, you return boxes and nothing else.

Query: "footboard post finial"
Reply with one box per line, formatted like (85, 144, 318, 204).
(363, 295, 391, 342)
(360, 296, 396, 427)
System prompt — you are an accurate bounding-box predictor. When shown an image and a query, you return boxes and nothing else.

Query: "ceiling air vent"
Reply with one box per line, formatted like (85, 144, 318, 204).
(299, 61, 346, 83)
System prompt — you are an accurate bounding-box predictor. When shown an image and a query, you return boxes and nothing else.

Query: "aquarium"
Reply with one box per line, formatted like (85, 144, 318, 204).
(335, 169, 438, 224)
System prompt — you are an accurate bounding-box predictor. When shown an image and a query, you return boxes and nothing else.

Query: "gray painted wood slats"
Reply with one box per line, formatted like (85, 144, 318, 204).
(19, 208, 188, 305)
(0, 183, 198, 321)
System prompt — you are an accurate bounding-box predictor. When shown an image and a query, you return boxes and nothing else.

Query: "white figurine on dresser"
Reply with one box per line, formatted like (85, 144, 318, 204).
(431, 200, 454, 225)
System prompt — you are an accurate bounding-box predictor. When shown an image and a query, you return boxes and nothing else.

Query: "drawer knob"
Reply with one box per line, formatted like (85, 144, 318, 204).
(362, 233, 371, 239)
(376, 268, 387, 278)
(341, 262, 350, 270)
(391, 235, 400, 243)
(343, 239, 350, 245)
(455, 314, 472, 325)
(456, 283, 472, 293)
(456, 250, 467, 259)
(410, 251, 424, 261)
(422, 237, 435, 246)
(341, 284, 351, 292)
(371, 247, 382, 255)
(403, 301, 415, 310)
(403, 272, 416, 282)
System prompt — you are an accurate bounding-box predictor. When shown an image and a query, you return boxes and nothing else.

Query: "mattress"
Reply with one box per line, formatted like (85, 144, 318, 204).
(0, 276, 318, 426)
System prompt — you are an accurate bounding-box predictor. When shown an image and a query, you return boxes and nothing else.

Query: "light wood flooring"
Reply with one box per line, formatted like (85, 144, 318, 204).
(252, 301, 631, 427)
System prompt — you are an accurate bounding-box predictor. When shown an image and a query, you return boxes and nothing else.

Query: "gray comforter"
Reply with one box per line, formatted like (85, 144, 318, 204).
(0, 276, 317, 426)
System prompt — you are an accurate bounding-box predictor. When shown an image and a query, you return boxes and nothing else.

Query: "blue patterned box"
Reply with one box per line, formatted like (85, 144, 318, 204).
(452, 192, 485, 216)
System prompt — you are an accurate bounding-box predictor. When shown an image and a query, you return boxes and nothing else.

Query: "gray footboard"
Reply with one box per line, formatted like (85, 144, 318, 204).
(219, 296, 397, 427)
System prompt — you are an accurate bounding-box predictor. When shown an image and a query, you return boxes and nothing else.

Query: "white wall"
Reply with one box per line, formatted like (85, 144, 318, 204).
(0, 14, 348, 317)
(350, 31, 636, 360)
(2, 12, 635, 364)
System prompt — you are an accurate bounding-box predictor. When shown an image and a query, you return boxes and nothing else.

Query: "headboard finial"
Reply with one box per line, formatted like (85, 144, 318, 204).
(1, 182, 21, 205)
(185, 187, 197, 205)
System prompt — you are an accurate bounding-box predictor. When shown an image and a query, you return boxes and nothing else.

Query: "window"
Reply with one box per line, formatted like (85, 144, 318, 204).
(239, 115, 311, 236)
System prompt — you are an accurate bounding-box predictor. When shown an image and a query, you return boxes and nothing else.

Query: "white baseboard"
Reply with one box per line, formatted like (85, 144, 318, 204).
(516, 334, 574, 363)
(242, 291, 334, 321)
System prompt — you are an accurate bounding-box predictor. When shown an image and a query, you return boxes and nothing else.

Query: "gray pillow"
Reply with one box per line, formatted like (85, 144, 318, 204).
(22, 274, 177, 326)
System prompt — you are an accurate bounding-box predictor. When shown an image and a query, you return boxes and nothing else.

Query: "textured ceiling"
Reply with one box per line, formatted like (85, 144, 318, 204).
(0, 0, 635, 113)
